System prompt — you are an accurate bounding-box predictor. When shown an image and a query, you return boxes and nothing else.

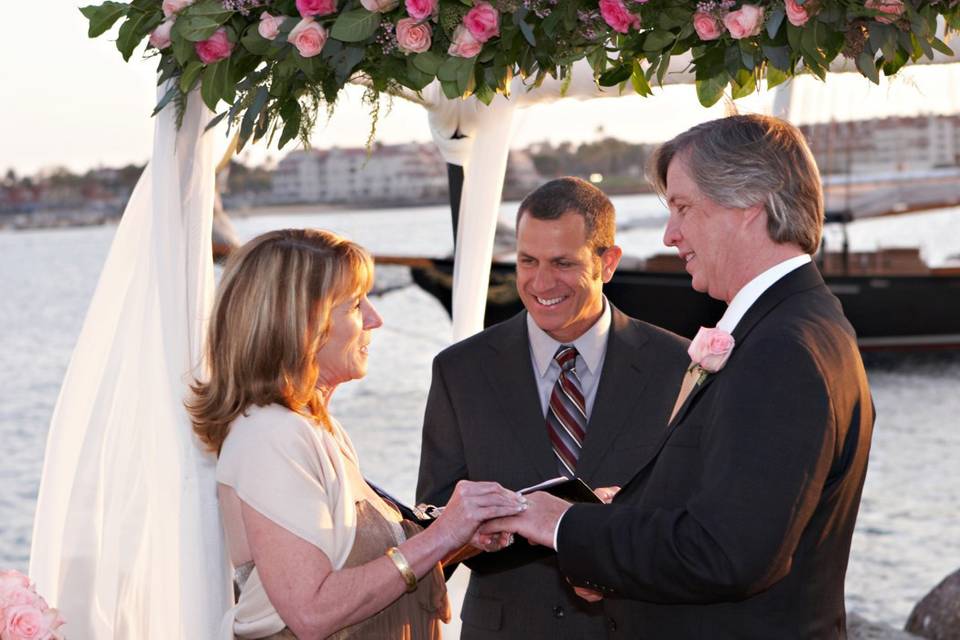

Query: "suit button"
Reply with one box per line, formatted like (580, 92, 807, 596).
(607, 617, 617, 631)
(553, 605, 565, 618)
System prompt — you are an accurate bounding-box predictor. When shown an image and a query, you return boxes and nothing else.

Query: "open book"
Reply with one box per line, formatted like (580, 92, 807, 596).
(519, 476, 603, 504)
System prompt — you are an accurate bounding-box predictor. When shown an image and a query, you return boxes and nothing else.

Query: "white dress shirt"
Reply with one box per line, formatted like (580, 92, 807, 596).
(526, 298, 612, 419)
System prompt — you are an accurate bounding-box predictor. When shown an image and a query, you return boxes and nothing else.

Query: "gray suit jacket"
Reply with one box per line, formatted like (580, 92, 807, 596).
(417, 306, 689, 639)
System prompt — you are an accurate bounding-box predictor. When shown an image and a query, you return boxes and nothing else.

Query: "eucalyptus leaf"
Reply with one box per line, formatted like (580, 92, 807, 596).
(117, 11, 157, 61)
(766, 7, 785, 39)
(730, 68, 756, 99)
(856, 51, 880, 83)
(930, 37, 954, 56)
(455, 59, 475, 95)
(762, 44, 791, 71)
(179, 16, 225, 41)
(440, 79, 461, 99)
(80, 2, 129, 38)
(765, 65, 789, 88)
(515, 9, 536, 46)
(204, 109, 230, 132)
(631, 60, 653, 96)
(151, 83, 179, 116)
(171, 24, 196, 65)
(279, 103, 302, 149)
(330, 10, 380, 43)
(599, 64, 632, 86)
(239, 85, 270, 150)
(179, 60, 204, 93)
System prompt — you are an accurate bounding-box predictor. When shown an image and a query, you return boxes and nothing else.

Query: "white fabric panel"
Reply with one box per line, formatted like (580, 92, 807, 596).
(29, 84, 231, 638)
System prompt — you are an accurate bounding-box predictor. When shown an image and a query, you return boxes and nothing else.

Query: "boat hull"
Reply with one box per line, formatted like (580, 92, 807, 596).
(410, 260, 960, 351)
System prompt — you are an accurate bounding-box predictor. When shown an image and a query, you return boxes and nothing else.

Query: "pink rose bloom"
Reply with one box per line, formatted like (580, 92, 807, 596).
(149, 19, 175, 49)
(599, 0, 641, 34)
(296, 0, 337, 18)
(692, 11, 723, 40)
(195, 28, 233, 64)
(865, 0, 904, 23)
(405, 0, 437, 21)
(688, 327, 735, 373)
(464, 2, 500, 43)
(258, 12, 284, 40)
(3, 604, 47, 640)
(723, 4, 764, 39)
(361, 0, 399, 11)
(784, 0, 811, 25)
(289, 18, 328, 57)
(448, 25, 482, 58)
(161, 0, 193, 17)
(396, 18, 432, 53)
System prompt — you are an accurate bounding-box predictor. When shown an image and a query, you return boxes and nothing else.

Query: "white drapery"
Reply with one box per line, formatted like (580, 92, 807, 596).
(29, 86, 231, 638)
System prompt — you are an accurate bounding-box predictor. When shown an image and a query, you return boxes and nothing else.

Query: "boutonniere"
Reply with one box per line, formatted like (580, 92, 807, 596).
(688, 327, 735, 385)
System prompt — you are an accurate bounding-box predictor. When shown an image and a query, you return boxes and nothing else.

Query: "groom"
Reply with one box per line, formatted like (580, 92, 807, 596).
(489, 115, 875, 638)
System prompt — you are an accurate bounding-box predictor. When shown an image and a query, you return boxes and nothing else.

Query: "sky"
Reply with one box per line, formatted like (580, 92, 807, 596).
(3, 1, 959, 176)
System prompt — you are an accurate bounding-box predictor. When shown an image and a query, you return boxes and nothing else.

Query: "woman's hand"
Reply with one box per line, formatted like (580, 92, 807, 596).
(430, 480, 527, 554)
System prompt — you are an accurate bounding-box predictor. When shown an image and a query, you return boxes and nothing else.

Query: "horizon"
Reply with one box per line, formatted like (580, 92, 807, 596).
(3, 1, 959, 176)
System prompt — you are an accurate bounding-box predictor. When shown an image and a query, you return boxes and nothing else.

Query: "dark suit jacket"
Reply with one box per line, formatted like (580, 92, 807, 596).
(417, 306, 689, 639)
(558, 263, 875, 639)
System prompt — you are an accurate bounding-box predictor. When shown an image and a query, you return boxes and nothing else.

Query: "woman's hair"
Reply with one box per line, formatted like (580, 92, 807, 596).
(187, 228, 374, 454)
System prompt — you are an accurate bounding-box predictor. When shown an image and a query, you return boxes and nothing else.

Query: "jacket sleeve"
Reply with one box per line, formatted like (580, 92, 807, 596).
(557, 335, 837, 603)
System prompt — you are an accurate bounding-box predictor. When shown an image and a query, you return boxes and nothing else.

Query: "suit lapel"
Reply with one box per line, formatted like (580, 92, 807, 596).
(575, 308, 652, 482)
(479, 313, 559, 481)
(620, 263, 827, 493)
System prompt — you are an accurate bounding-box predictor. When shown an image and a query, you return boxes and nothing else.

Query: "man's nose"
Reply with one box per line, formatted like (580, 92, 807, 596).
(663, 215, 681, 247)
(531, 265, 555, 291)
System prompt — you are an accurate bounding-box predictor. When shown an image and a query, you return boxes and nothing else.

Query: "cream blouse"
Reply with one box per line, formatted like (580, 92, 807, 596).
(216, 404, 361, 639)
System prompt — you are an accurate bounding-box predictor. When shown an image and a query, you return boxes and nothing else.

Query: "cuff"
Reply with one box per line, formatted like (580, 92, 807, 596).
(552, 509, 567, 551)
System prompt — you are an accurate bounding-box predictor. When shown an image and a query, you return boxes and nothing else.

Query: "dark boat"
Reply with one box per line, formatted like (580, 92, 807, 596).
(401, 211, 960, 351)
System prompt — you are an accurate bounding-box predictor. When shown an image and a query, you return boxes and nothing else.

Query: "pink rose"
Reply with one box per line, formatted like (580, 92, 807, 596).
(464, 2, 500, 43)
(865, 0, 904, 23)
(688, 327, 735, 373)
(692, 11, 723, 40)
(289, 18, 328, 57)
(361, 0, 399, 11)
(784, 0, 811, 25)
(3, 604, 47, 640)
(296, 0, 337, 18)
(161, 0, 193, 17)
(599, 0, 641, 34)
(405, 0, 437, 21)
(195, 28, 233, 65)
(258, 12, 284, 40)
(448, 25, 482, 58)
(395, 18, 432, 53)
(149, 19, 175, 49)
(723, 4, 764, 39)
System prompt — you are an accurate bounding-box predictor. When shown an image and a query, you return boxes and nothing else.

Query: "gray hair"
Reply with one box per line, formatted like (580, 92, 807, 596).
(648, 115, 823, 254)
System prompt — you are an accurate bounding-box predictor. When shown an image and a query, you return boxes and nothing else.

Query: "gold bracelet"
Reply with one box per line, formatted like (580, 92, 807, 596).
(385, 546, 417, 593)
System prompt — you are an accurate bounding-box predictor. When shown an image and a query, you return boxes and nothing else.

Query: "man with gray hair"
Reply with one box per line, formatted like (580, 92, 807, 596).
(486, 114, 875, 638)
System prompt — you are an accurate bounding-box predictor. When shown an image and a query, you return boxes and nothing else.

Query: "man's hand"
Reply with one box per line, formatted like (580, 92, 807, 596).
(480, 491, 572, 549)
(594, 486, 621, 504)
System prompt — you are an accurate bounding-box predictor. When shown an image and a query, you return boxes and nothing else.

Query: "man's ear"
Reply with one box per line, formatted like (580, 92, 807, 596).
(599, 245, 623, 283)
(741, 202, 766, 229)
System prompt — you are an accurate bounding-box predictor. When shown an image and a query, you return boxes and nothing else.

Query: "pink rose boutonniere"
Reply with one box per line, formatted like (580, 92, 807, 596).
(688, 326, 735, 382)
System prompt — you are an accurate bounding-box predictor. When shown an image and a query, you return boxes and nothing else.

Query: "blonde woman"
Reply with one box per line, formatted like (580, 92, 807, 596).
(188, 229, 525, 639)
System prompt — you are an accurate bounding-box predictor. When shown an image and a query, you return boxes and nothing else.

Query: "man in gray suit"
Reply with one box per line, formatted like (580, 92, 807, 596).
(416, 177, 689, 639)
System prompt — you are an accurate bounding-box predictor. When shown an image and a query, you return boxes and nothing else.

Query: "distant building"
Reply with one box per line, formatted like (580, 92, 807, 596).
(271, 143, 447, 205)
(801, 115, 960, 175)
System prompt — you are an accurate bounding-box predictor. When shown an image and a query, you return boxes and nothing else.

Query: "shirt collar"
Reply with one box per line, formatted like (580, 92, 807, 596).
(716, 254, 811, 333)
(527, 298, 612, 377)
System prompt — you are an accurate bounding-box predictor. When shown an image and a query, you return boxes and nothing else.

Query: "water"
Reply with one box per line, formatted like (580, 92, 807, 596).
(2, 195, 959, 631)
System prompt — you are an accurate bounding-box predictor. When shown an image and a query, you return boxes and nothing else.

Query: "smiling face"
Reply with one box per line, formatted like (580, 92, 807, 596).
(315, 291, 383, 390)
(516, 211, 621, 342)
(662, 155, 749, 303)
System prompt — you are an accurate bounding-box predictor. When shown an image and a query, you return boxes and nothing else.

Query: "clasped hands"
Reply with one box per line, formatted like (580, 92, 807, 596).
(461, 483, 620, 603)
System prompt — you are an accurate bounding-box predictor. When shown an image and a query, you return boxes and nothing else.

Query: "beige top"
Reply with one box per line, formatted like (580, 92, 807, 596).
(216, 404, 362, 639)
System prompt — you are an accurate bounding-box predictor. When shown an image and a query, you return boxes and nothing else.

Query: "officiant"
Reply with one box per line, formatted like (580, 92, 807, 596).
(416, 177, 689, 638)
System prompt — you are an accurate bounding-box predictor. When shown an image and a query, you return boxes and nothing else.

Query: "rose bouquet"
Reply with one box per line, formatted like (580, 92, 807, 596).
(80, 0, 959, 150)
(0, 570, 65, 640)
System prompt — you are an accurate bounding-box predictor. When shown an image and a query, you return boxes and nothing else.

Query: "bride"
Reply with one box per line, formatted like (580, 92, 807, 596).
(187, 228, 525, 639)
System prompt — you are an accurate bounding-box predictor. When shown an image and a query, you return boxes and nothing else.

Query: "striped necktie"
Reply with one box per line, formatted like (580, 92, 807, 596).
(546, 345, 587, 477)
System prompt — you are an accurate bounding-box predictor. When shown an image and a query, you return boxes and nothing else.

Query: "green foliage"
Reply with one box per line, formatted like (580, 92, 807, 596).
(80, 0, 960, 143)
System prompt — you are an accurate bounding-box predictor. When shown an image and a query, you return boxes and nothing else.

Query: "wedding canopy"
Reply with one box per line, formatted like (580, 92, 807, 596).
(31, 1, 960, 636)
